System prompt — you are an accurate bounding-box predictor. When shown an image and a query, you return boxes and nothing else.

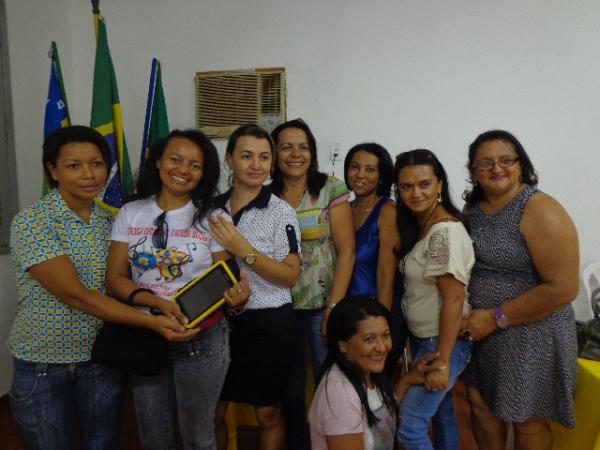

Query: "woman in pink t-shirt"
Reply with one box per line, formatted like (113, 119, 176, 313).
(309, 296, 437, 450)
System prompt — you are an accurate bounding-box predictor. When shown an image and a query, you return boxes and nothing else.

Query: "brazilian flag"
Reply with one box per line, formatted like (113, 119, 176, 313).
(90, 12, 133, 211)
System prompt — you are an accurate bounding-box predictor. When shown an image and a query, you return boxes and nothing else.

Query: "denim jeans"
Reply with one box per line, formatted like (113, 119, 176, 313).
(132, 318, 229, 450)
(283, 307, 328, 450)
(9, 358, 125, 450)
(396, 337, 472, 450)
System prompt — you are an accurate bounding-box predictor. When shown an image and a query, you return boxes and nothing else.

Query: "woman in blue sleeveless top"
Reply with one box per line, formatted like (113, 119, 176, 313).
(344, 143, 408, 377)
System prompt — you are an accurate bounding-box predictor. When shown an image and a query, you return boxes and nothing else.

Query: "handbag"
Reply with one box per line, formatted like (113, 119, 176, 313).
(91, 321, 170, 376)
(576, 287, 600, 362)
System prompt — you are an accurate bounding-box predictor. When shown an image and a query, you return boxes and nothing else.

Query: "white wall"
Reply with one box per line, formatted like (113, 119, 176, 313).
(0, 0, 73, 395)
(2, 0, 600, 393)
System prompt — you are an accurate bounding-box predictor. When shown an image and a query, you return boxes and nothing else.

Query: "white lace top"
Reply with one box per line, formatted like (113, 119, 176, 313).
(400, 221, 475, 338)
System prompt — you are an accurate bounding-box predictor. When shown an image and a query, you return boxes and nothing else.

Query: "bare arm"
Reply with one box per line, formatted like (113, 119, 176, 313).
(393, 352, 440, 402)
(209, 216, 300, 287)
(29, 255, 197, 341)
(425, 274, 465, 390)
(376, 202, 400, 311)
(106, 241, 176, 309)
(328, 201, 356, 304)
(320, 201, 356, 336)
(325, 434, 364, 450)
(462, 193, 579, 340)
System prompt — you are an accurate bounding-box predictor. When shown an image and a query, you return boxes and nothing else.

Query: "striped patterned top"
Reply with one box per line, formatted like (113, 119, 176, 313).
(291, 176, 350, 309)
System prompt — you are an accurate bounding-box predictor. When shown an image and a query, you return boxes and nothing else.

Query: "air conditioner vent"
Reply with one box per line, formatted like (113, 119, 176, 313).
(195, 67, 286, 139)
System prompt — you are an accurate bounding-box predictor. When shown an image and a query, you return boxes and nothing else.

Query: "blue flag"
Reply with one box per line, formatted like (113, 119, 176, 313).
(43, 42, 70, 195)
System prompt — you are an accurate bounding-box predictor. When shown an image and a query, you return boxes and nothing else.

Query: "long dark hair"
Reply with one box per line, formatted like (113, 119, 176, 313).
(343, 142, 394, 197)
(270, 118, 328, 198)
(394, 149, 462, 259)
(463, 129, 538, 206)
(320, 296, 398, 426)
(135, 129, 220, 227)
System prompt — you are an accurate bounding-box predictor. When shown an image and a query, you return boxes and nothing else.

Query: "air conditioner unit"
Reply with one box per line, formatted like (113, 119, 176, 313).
(195, 67, 286, 139)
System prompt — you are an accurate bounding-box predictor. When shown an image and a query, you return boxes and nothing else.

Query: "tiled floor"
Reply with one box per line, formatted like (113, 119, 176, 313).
(0, 381, 478, 450)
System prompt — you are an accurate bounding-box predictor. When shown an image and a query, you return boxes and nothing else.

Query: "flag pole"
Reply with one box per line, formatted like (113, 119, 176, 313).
(141, 58, 158, 167)
(92, 0, 100, 39)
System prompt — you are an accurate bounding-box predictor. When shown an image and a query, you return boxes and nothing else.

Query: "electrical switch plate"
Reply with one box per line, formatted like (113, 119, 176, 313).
(329, 143, 341, 162)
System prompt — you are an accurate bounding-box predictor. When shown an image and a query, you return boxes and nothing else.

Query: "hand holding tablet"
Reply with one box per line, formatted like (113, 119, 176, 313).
(173, 260, 248, 329)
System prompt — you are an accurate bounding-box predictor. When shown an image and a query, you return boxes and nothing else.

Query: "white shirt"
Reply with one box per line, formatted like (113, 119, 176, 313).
(111, 197, 224, 300)
(216, 187, 301, 310)
(400, 221, 475, 338)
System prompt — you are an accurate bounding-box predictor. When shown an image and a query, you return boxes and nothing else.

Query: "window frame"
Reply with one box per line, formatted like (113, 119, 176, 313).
(0, 0, 18, 254)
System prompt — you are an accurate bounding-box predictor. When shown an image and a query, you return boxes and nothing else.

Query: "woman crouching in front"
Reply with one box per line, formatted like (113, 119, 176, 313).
(309, 296, 438, 450)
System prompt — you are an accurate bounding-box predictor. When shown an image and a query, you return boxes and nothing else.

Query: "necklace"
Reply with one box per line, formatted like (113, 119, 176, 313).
(353, 204, 373, 213)
(419, 203, 439, 233)
(283, 186, 306, 208)
(352, 196, 379, 212)
(352, 197, 380, 229)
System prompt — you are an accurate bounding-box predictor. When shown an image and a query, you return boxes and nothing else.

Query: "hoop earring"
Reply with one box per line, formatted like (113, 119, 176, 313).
(224, 160, 234, 188)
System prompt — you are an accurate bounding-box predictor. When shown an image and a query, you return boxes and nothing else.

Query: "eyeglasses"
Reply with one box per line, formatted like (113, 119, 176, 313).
(471, 156, 519, 172)
(152, 211, 169, 249)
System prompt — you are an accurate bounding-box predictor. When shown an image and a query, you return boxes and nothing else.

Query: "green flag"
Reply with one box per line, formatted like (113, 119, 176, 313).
(90, 12, 133, 210)
(141, 58, 169, 170)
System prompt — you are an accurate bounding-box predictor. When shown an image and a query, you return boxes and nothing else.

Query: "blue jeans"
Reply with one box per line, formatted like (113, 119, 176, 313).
(283, 307, 328, 450)
(396, 337, 472, 450)
(132, 318, 229, 450)
(9, 358, 124, 450)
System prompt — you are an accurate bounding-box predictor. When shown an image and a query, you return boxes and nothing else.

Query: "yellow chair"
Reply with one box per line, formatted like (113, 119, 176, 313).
(551, 358, 600, 450)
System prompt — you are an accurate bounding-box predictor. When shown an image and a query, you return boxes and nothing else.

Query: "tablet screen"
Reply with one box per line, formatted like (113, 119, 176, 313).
(176, 265, 233, 321)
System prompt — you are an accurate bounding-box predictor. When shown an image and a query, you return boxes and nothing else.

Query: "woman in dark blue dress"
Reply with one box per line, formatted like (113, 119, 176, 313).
(344, 143, 408, 376)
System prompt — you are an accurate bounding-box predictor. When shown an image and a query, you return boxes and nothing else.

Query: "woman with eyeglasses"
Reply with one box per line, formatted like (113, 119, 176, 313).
(394, 149, 474, 450)
(210, 124, 301, 450)
(8, 126, 196, 450)
(270, 119, 355, 450)
(106, 129, 249, 450)
(344, 143, 408, 378)
(460, 130, 578, 450)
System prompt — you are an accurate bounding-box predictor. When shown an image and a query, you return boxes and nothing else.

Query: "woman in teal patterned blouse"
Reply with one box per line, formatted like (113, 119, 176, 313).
(8, 126, 196, 450)
(271, 118, 355, 450)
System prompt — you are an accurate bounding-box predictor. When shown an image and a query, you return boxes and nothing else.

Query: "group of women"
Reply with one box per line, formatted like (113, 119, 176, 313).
(7, 119, 578, 450)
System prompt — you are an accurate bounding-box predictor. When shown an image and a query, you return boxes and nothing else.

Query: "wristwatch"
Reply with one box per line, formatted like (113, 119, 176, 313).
(494, 306, 509, 329)
(243, 247, 259, 265)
